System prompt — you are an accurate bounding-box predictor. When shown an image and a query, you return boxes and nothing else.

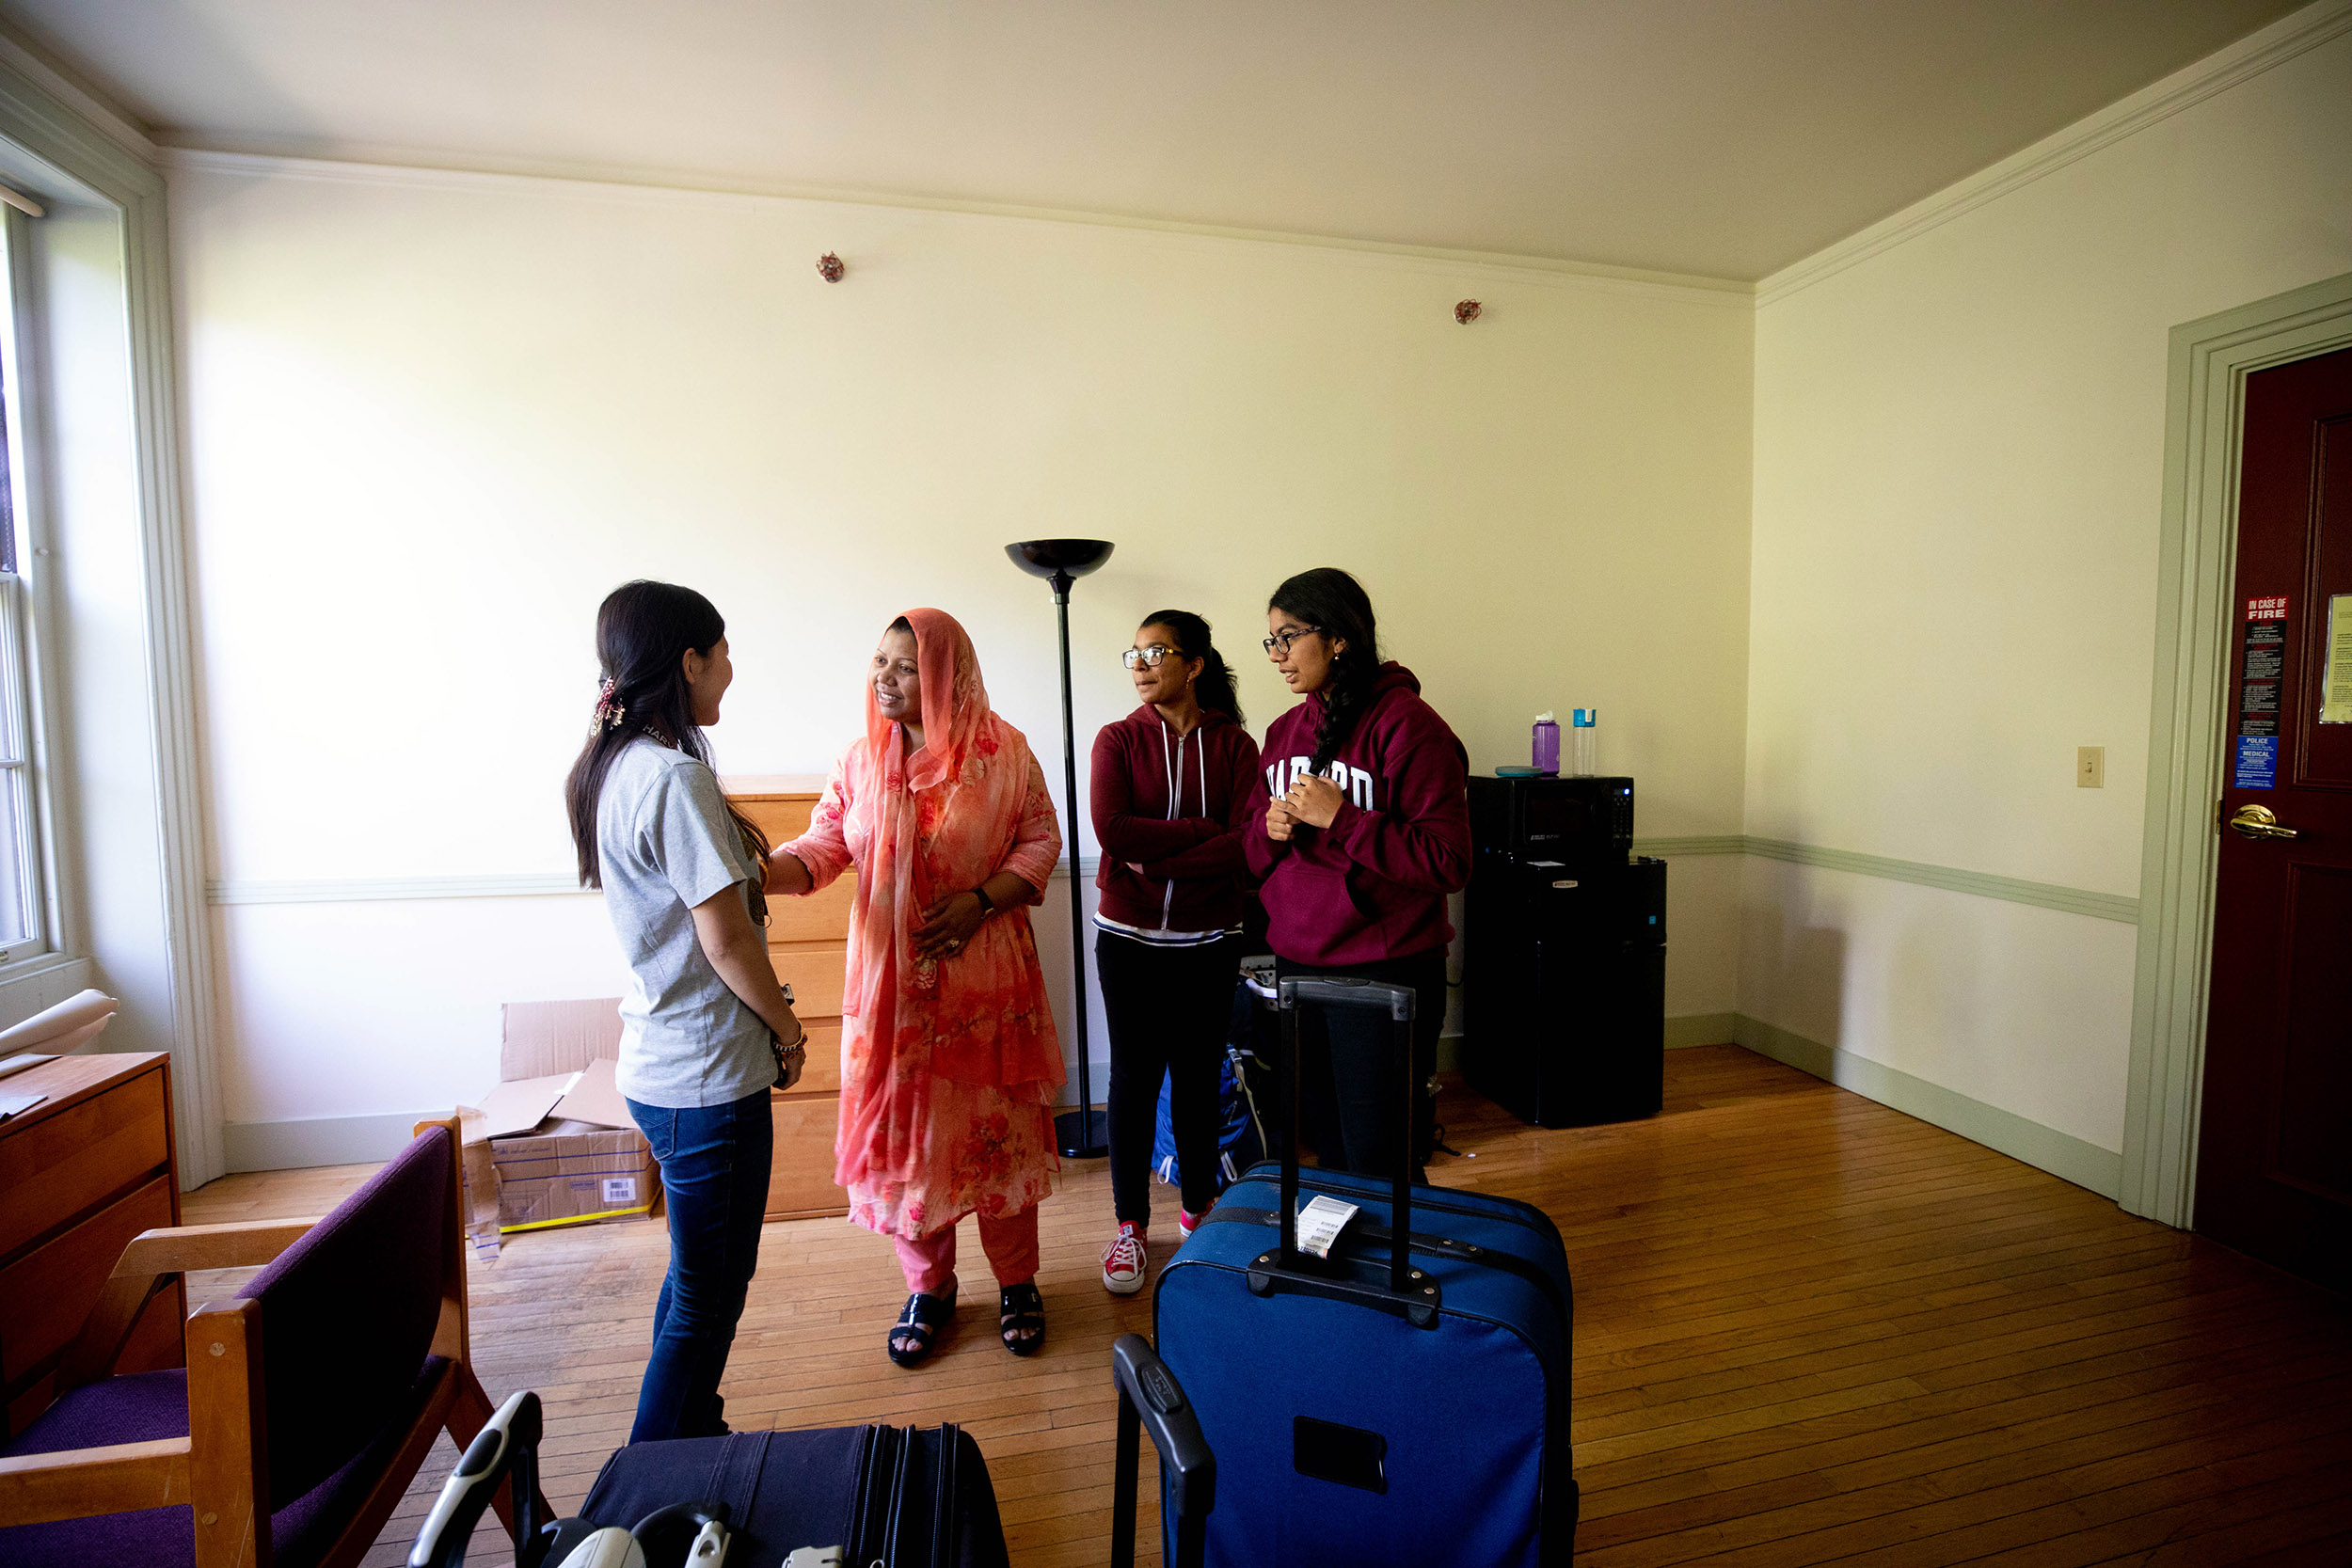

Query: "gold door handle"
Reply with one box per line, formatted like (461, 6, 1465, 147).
(2228, 803, 2300, 840)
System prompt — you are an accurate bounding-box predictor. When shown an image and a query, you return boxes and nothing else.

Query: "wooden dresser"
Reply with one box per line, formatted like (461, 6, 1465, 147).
(0, 1051, 184, 1437)
(728, 779, 855, 1223)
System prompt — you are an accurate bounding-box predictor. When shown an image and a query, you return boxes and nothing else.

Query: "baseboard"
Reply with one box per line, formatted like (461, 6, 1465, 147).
(1731, 1014, 2122, 1198)
(224, 1110, 440, 1172)
(1664, 1012, 1737, 1049)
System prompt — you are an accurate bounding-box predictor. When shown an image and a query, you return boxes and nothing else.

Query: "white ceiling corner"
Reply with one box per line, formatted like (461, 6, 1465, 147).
(0, 0, 2322, 281)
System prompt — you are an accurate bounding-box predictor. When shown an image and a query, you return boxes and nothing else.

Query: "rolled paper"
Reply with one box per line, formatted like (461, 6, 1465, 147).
(0, 989, 119, 1057)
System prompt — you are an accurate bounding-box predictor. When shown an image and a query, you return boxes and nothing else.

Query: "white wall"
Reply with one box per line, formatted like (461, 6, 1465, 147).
(1743, 18, 2352, 1167)
(170, 156, 1754, 1150)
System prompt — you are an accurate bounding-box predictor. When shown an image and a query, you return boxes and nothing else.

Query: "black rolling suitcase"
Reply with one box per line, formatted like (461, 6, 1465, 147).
(567, 1423, 1009, 1568)
(408, 1393, 1009, 1568)
(1152, 975, 1578, 1566)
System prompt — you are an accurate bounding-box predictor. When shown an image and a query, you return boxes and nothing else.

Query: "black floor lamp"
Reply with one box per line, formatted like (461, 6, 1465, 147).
(1007, 539, 1115, 1158)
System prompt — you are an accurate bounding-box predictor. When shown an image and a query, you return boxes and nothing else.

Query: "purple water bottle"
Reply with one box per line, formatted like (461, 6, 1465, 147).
(1532, 712, 1560, 775)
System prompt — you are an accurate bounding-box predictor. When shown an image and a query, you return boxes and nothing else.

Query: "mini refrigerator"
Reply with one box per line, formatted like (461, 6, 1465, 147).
(1464, 775, 1667, 1127)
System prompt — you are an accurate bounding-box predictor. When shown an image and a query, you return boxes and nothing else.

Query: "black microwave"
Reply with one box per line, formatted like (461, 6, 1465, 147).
(1467, 774, 1634, 869)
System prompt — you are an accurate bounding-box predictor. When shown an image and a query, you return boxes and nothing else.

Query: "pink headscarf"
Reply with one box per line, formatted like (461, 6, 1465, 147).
(865, 609, 990, 795)
(835, 609, 1063, 1189)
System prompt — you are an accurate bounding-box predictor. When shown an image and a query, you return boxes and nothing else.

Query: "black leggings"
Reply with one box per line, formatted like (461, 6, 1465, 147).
(1278, 949, 1447, 1183)
(1098, 931, 1243, 1225)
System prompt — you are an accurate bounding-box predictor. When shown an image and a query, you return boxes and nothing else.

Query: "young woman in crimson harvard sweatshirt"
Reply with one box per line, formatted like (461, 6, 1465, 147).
(1089, 610, 1262, 1294)
(1246, 568, 1470, 1181)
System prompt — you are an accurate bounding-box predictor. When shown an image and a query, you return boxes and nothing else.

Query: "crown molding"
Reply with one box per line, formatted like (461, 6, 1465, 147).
(1756, 0, 2352, 309)
(0, 23, 155, 167)
(155, 143, 1756, 310)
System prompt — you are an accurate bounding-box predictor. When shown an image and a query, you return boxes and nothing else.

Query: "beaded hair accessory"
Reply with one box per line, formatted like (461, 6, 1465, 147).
(592, 676, 626, 732)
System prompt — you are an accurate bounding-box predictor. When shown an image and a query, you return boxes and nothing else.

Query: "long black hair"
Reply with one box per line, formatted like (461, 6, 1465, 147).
(1267, 567, 1379, 775)
(1139, 608, 1243, 726)
(564, 579, 771, 888)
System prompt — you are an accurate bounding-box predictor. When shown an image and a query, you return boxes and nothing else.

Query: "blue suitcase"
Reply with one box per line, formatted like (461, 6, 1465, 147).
(1152, 975, 1577, 1566)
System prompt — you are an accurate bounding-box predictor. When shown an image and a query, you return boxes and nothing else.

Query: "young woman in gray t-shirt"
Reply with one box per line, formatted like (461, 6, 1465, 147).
(564, 579, 806, 1443)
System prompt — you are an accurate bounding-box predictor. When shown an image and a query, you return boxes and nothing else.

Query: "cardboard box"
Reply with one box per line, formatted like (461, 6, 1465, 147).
(469, 999, 659, 1240)
(492, 1115, 657, 1231)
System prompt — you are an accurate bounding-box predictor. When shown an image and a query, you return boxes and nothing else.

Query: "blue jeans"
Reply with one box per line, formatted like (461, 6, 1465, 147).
(626, 1089, 773, 1443)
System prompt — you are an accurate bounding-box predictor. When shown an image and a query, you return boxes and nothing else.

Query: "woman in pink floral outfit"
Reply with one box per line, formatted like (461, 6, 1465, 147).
(770, 610, 1065, 1365)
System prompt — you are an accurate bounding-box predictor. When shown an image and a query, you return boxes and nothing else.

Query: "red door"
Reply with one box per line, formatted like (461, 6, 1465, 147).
(2195, 343, 2352, 1293)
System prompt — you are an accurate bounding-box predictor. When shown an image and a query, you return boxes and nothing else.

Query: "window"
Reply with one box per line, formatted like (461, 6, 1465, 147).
(0, 209, 49, 962)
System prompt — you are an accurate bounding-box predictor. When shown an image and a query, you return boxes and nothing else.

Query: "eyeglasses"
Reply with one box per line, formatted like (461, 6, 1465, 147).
(1263, 626, 1323, 656)
(1122, 644, 1184, 670)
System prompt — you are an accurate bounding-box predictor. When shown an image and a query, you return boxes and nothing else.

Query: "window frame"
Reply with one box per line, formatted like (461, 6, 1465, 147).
(0, 202, 72, 977)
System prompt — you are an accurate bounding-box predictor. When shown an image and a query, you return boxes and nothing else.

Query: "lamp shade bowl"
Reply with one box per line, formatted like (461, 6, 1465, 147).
(1005, 539, 1115, 580)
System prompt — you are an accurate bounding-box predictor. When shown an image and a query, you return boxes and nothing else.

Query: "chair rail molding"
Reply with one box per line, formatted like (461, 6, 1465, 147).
(1741, 837, 2139, 924)
(206, 838, 2140, 926)
(2122, 269, 2352, 1229)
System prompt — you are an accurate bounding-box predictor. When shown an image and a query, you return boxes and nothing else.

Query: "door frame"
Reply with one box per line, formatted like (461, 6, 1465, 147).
(2122, 270, 2352, 1227)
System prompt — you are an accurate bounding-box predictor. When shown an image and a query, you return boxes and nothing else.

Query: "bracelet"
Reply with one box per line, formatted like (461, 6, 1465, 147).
(973, 885, 995, 917)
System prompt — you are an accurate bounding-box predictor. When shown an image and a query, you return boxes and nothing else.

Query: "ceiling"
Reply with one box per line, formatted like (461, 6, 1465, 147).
(0, 0, 2312, 281)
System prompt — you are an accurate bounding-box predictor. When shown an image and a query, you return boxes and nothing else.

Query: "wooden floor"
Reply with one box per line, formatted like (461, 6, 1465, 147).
(181, 1046, 2352, 1566)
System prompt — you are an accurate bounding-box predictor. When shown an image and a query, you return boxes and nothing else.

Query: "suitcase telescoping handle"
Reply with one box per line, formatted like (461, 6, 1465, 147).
(408, 1390, 548, 1568)
(1111, 1334, 1215, 1568)
(1274, 976, 1430, 1313)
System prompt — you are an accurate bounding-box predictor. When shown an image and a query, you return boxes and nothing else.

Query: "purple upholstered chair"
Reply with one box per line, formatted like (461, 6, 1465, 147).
(0, 1117, 548, 1568)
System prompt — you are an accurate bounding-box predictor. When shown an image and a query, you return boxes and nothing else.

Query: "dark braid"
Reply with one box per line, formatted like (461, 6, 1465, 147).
(1140, 609, 1243, 725)
(1268, 568, 1378, 775)
(564, 580, 771, 889)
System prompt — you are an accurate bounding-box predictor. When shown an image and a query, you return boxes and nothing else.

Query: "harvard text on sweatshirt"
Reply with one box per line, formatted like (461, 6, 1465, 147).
(1241, 664, 1470, 967)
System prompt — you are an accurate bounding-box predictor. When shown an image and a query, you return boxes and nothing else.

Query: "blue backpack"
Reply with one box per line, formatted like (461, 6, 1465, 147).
(1152, 1042, 1270, 1196)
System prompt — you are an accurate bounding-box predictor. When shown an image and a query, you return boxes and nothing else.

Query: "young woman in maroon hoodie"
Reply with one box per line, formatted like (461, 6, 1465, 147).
(1248, 568, 1470, 1181)
(1089, 610, 1262, 1293)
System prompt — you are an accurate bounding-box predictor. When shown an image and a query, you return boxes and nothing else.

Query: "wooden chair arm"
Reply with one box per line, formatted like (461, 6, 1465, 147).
(54, 1219, 320, 1395)
(112, 1218, 321, 1279)
(0, 1437, 191, 1526)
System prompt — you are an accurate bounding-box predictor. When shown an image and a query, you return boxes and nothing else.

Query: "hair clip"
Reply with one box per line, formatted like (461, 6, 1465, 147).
(592, 676, 626, 732)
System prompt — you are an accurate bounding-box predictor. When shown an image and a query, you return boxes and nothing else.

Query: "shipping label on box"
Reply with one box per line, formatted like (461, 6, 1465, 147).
(491, 1121, 660, 1232)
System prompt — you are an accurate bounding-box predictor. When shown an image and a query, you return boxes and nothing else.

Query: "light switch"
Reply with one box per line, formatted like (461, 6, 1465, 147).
(2077, 746, 2105, 788)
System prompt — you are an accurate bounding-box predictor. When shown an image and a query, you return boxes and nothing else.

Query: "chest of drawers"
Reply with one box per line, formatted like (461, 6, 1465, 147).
(0, 1051, 184, 1436)
(728, 783, 855, 1222)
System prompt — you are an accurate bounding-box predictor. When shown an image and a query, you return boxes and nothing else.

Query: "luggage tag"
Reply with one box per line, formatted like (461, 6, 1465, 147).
(1295, 1194, 1361, 1259)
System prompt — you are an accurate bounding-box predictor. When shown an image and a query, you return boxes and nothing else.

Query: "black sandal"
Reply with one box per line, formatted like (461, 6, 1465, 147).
(998, 1282, 1045, 1356)
(888, 1287, 956, 1368)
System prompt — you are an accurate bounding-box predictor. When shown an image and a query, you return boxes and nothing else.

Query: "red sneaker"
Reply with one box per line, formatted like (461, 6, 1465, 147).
(1177, 1208, 1206, 1241)
(1102, 1221, 1148, 1294)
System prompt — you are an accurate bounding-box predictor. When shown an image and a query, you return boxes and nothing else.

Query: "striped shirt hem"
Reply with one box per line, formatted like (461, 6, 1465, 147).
(1092, 913, 1242, 947)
